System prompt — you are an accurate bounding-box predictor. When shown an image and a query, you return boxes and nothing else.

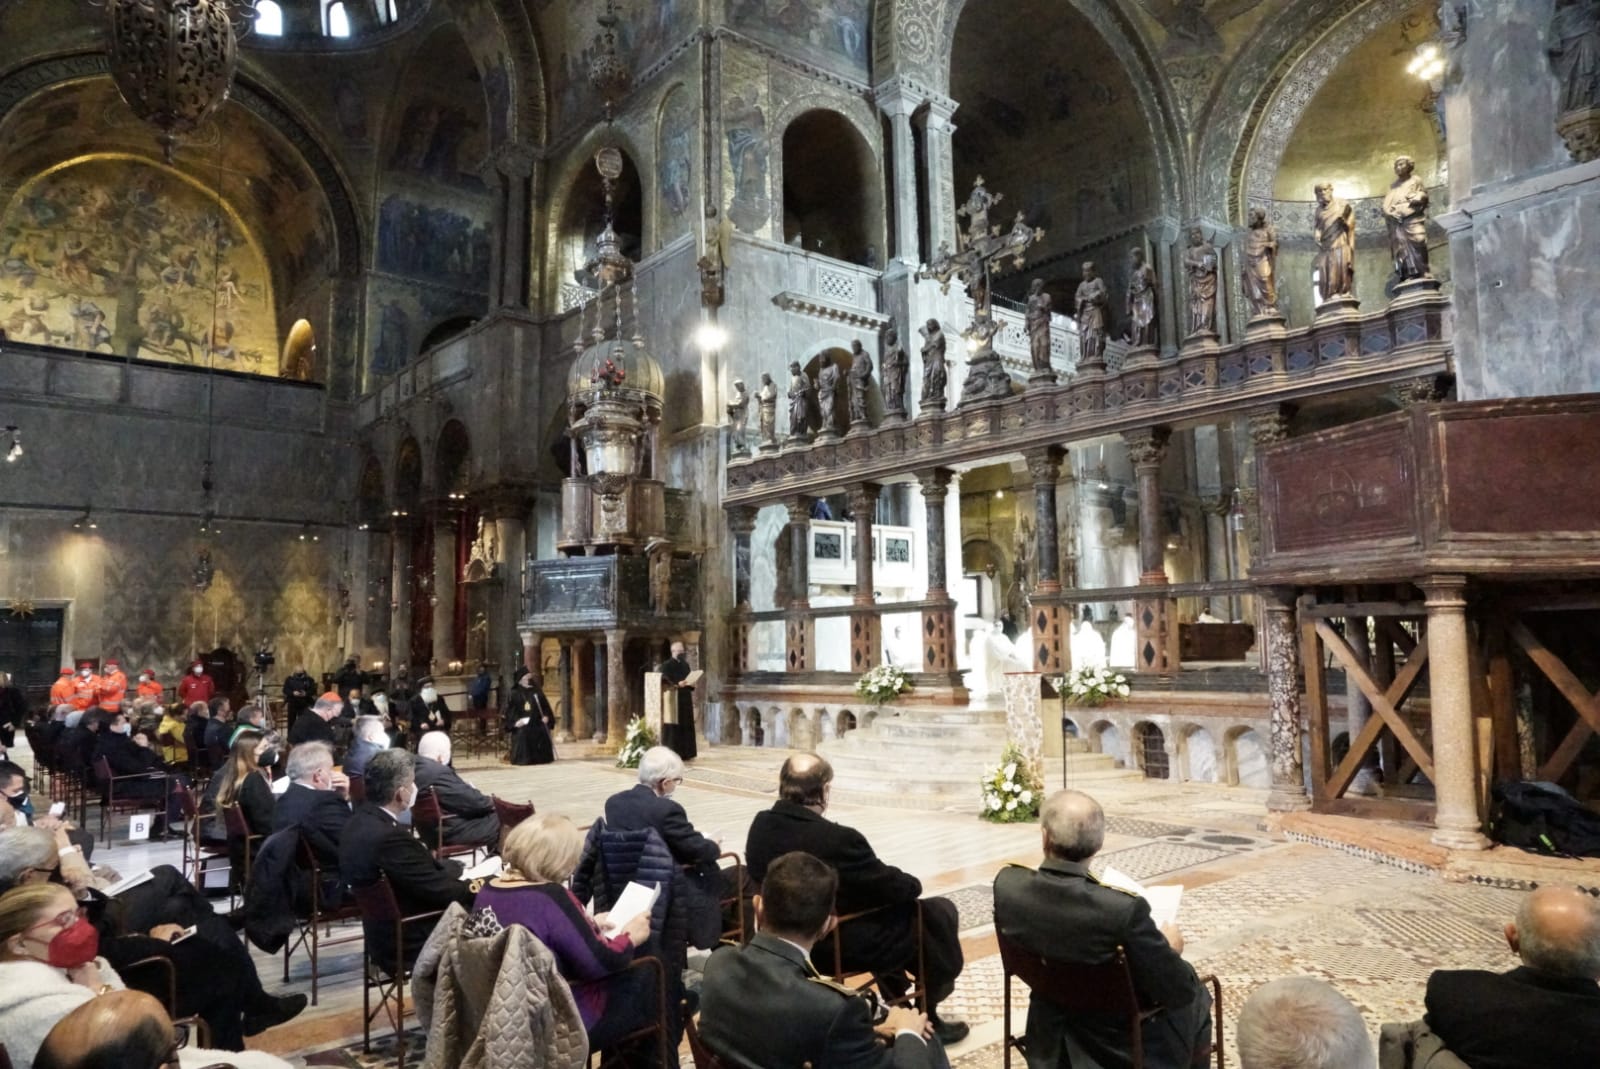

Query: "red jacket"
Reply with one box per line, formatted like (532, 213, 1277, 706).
(178, 672, 215, 706)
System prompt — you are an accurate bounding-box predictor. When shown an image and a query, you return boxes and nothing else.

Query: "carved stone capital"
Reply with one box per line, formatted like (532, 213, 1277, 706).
(1022, 446, 1063, 487)
(1122, 427, 1171, 472)
(847, 483, 881, 516)
(872, 78, 922, 118)
(1392, 375, 1447, 407)
(786, 496, 813, 524)
(1199, 494, 1230, 517)
(493, 140, 538, 179)
(915, 467, 954, 504)
(1247, 406, 1295, 446)
(726, 505, 759, 536)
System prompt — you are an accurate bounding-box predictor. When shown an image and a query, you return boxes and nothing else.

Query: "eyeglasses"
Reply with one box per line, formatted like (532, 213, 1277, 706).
(27, 904, 85, 931)
(163, 1021, 193, 1068)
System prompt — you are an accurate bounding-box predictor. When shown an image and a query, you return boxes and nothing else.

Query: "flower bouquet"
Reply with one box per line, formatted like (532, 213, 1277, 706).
(1054, 665, 1131, 707)
(616, 715, 656, 768)
(854, 663, 910, 706)
(981, 742, 1042, 823)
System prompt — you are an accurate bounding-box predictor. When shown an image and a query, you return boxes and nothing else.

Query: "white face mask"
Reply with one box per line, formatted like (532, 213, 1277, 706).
(115, 723, 131, 735)
(421, 687, 438, 703)
(193, 666, 203, 676)
(139, 675, 150, 683)
(79, 670, 91, 679)
(400, 783, 418, 811)
(373, 694, 389, 713)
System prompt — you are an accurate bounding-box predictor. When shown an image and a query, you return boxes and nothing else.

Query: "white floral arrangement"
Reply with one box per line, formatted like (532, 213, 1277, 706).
(1054, 665, 1131, 707)
(854, 663, 911, 706)
(981, 742, 1042, 823)
(615, 715, 656, 769)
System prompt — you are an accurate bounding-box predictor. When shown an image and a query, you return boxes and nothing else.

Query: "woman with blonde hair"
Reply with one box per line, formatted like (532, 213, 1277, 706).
(0, 882, 125, 1068)
(474, 814, 657, 1052)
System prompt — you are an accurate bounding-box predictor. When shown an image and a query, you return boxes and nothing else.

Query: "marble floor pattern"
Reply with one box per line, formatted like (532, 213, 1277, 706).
(54, 747, 1534, 1067)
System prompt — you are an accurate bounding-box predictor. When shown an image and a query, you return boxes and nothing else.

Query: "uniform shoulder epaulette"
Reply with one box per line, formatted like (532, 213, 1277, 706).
(1087, 873, 1140, 897)
(1000, 861, 1036, 872)
(807, 975, 860, 998)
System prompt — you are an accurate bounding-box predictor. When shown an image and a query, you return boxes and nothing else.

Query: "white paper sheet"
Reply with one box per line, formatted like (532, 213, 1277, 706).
(460, 855, 504, 881)
(601, 880, 660, 939)
(1097, 865, 1182, 926)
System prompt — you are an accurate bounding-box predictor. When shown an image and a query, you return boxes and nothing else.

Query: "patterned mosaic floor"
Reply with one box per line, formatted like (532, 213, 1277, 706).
(34, 748, 1538, 1068)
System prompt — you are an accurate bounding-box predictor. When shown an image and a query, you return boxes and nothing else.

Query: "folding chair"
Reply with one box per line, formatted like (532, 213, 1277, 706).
(346, 773, 366, 804)
(282, 834, 362, 1005)
(996, 931, 1224, 1069)
(351, 875, 444, 1069)
(90, 755, 168, 839)
(220, 801, 263, 892)
(491, 795, 534, 854)
(579, 955, 668, 1069)
(683, 1001, 733, 1069)
(120, 954, 213, 1049)
(822, 900, 927, 1012)
(172, 782, 230, 890)
(410, 786, 484, 865)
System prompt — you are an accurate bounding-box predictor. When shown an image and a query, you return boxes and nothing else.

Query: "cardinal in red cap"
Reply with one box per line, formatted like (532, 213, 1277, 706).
(49, 668, 74, 707)
(177, 659, 214, 705)
(136, 668, 163, 702)
(97, 658, 127, 712)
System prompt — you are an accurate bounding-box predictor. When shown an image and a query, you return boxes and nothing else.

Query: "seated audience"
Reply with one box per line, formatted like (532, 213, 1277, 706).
(38, 705, 72, 766)
(700, 850, 946, 1069)
(475, 814, 656, 1051)
(271, 741, 351, 874)
(605, 745, 727, 948)
(35, 988, 295, 1069)
(90, 711, 167, 786)
(1237, 977, 1374, 1069)
(413, 731, 500, 850)
(343, 715, 389, 779)
(180, 701, 210, 772)
(407, 677, 452, 747)
(745, 754, 967, 1043)
(0, 761, 93, 858)
(1424, 884, 1600, 1069)
(342, 686, 378, 722)
(287, 692, 340, 749)
(202, 696, 233, 756)
(153, 702, 189, 766)
(338, 748, 474, 966)
(0, 827, 304, 1051)
(993, 789, 1212, 1069)
(53, 713, 101, 779)
(207, 729, 276, 840)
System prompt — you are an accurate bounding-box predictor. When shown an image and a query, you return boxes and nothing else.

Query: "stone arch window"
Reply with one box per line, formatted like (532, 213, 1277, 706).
(324, 1, 350, 37)
(1181, 725, 1219, 784)
(1134, 721, 1169, 780)
(281, 319, 316, 381)
(838, 709, 857, 736)
(255, 0, 284, 36)
(1224, 726, 1271, 789)
(780, 109, 883, 267)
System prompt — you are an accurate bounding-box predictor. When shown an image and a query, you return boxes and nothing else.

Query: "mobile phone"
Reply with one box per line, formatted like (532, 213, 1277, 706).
(171, 926, 198, 943)
(49, 802, 66, 818)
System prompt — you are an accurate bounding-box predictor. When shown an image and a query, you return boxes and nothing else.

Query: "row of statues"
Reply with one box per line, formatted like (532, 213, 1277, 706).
(726, 317, 955, 451)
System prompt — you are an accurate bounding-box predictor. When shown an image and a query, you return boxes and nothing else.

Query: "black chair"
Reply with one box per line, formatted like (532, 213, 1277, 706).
(351, 875, 445, 1069)
(120, 954, 213, 1049)
(683, 1000, 738, 1069)
(172, 781, 230, 890)
(996, 931, 1224, 1069)
(822, 900, 927, 1012)
(220, 801, 262, 892)
(579, 956, 669, 1069)
(90, 755, 168, 839)
(491, 795, 534, 855)
(410, 786, 485, 865)
(282, 834, 362, 1005)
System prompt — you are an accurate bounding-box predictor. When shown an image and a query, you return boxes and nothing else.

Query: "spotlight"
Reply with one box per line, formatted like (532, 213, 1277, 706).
(3, 425, 19, 463)
(72, 509, 96, 531)
(357, 522, 370, 531)
(692, 321, 728, 352)
(1407, 42, 1445, 82)
(995, 489, 1004, 499)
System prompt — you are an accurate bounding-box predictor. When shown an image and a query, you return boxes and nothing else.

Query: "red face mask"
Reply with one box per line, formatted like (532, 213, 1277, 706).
(34, 916, 100, 969)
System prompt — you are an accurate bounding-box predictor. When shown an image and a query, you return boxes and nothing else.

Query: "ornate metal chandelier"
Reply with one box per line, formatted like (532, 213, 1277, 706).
(103, 0, 243, 161)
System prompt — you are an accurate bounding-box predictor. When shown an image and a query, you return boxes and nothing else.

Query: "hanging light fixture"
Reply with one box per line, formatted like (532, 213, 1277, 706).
(3, 425, 19, 463)
(587, 0, 632, 123)
(102, 0, 248, 162)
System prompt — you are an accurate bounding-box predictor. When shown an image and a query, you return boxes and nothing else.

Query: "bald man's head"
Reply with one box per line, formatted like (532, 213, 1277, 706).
(417, 730, 452, 764)
(1041, 789, 1106, 862)
(779, 753, 833, 808)
(35, 988, 173, 1069)
(1508, 886, 1600, 979)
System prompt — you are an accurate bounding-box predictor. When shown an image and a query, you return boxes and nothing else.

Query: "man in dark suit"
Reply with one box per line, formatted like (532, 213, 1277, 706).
(343, 716, 389, 778)
(1424, 884, 1600, 1068)
(745, 754, 968, 1044)
(272, 741, 351, 875)
(288, 692, 340, 749)
(606, 744, 727, 948)
(993, 789, 1212, 1069)
(700, 850, 947, 1069)
(413, 730, 499, 849)
(338, 748, 475, 966)
(281, 666, 317, 730)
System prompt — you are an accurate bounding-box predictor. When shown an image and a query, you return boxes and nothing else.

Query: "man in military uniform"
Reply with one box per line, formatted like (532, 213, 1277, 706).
(699, 850, 948, 1069)
(994, 789, 1212, 1069)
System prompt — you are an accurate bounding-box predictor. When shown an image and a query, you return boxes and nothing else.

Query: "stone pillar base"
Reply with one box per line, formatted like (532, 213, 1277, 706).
(847, 419, 871, 436)
(815, 426, 842, 443)
(1027, 368, 1058, 387)
(759, 440, 781, 454)
(1431, 825, 1491, 851)
(1315, 296, 1361, 322)
(1267, 786, 1311, 812)
(1245, 315, 1287, 340)
(1390, 276, 1443, 308)
(1181, 331, 1221, 354)
(1557, 105, 1600, 164)
(1123, 344, 1160, 366)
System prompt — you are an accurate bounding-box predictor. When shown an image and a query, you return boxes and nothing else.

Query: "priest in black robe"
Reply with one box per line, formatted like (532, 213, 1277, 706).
(505, 667, 555, 765)
(658, 641, 698, 762)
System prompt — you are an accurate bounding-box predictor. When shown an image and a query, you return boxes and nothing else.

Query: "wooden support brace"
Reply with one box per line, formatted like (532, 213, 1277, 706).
(1316, 620, 1436, 797)
(1507, 619, 1600, 782)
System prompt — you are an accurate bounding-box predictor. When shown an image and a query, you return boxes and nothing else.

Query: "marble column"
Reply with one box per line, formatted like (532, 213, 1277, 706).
(917, 469, 957, 674)
(1263, 587, 1309, 811)
(1124, 428, 1175, 673)
(1421, 576, 1490, 850)
(388, 523, 412, 676)
(491, 499, 528, 669)
(1024, 447, 1068, 674)
(592, 636, 608, 743)
(875, 82, 923, 264)
(785, 496, 813, 672)
(728, 506, 757, 676)
(479, 142, 536, 309)
(919, 96, 960, 257)
(605, 628, 628, 748)
(557, 638, 574, 742)
(431, 510, 459, 673)
(848, 484, 881, 674)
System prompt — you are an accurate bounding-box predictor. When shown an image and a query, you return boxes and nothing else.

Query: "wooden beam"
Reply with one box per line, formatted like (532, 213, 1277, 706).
(1507, 619, 1600, 782)
(1303, 615, 1331, 803)
(1301, 601, 1428, 620)
(1317, 620, 1436, 794)
(1485, 620, 1519, 782)
(1378, 617, 1418, 657)
(1316, 795, 1437, 822)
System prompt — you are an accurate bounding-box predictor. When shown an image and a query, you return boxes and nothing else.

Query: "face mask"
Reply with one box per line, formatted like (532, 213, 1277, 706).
(139, 675, 150, 683)
(32, 916, 99, 969)
(115, 723, 131, 735)
(193, 667, 203, 676)
(421, 687, 438, 703)
(78, 671, 90, 679)
(259, 748, 279, 768)
(373, 694, 389, 713)
(400, 784, 418, 811)
(3, 790, 27, 811)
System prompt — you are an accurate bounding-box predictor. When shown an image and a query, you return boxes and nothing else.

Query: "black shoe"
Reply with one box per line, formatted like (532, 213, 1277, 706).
(932, 1017, 970, 1045)
(242, 992, 307, 1035)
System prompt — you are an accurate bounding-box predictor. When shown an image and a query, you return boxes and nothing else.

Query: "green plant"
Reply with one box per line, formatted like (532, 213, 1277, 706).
(616, 715, 656, 769)
(1054, 665, 1131, 707)
(980, 742, 1043, 823)
(854, 663, 910, 706)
